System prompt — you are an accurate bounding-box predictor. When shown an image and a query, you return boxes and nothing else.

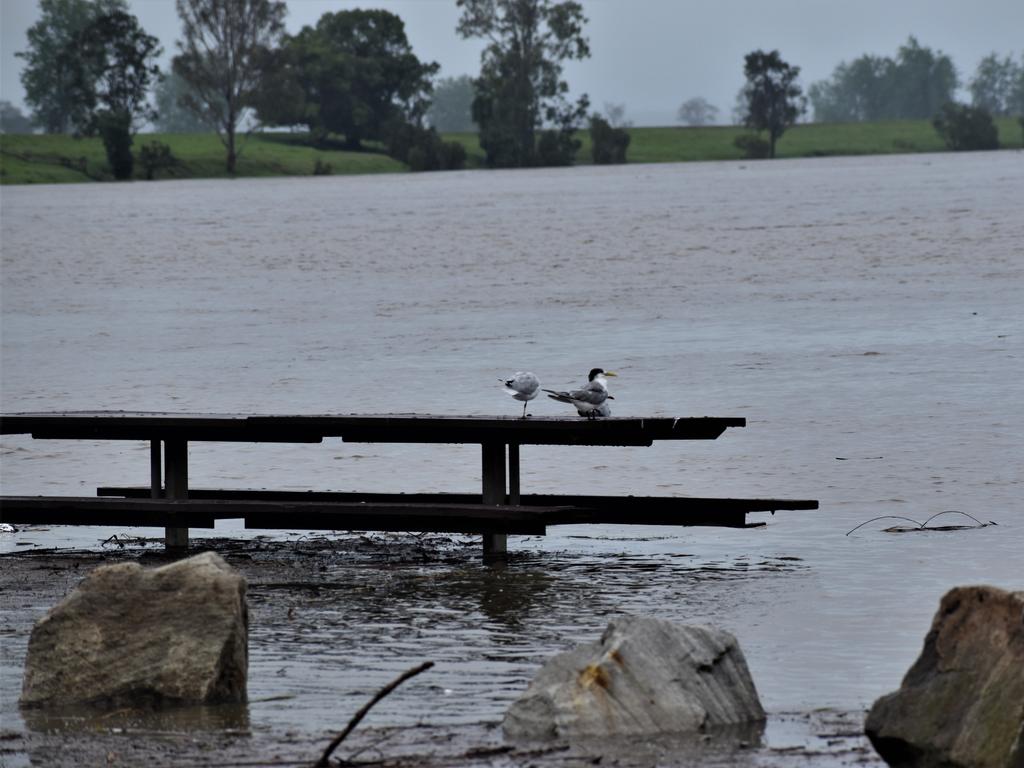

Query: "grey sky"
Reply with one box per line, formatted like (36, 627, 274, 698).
(2, 0, 1022, 126)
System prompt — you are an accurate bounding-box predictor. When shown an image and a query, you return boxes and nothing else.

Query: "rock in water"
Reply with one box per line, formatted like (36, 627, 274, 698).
(865, 585, 1024, 768)
(504, 615, 764, 739)
(21, 551, 247, 709)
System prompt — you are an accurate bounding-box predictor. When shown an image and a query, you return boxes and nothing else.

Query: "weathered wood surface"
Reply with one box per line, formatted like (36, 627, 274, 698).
(0, 497, 217, 528)
(3, 488, 819, 533)
(99, 487, 819, 518)
(0, 496, 558, 535)
(0, 412, 745, 445)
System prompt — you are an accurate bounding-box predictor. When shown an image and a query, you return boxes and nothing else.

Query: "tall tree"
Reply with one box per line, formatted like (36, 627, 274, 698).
(808, 38, 956, 122)
(172, 0, 286, 173)
(456, 0, 590, 168)
(677, 97, 719, 126)
(969, 53, 1020, 117)
(16, 0, 127, 133)
(70, 9, 162, 178)
(741, 50, 804, 158)
(256, 9, 438, 149)
(72, 11, 161, 128)
(891, 36, 957, 120)
(427, 75, 476, 133)
(1009, 57, 1024, 143)
(153, 72, 215, 133)
(602, 102, 630, 128)
(808, 55, 890, 122)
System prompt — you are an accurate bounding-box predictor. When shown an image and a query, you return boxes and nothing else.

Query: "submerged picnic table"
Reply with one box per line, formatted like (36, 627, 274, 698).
(0, 412, 817, 557)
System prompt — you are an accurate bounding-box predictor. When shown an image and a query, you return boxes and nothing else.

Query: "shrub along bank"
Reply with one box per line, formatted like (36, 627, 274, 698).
(2, 117, 1021, 185)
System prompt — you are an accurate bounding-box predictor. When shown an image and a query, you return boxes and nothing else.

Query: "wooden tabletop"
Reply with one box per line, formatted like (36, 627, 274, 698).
(0, 412, 746, 446)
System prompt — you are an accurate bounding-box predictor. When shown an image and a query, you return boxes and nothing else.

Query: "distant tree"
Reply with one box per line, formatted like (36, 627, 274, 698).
(740, 49, 804, 158)
(16, 0, 127, 133)
(969, 53, 1021, 116)
(932, 102, 999, 151)
(457, 0, 591, 168)
(893, 37, 958, 120)
(173, 0, 287, 173)
(1009, 58, 1024, 144)
(152, 72, 214, 133)
(257, 9, 438, 149)
(70, 10, 162, 179)
(427, 75, 476, 133)
(71, 11, 162, 128)
(0, 101, 35, 134)
(808, 55, 890, 122)
(603, 102, 631, 128)
(589, 113, 630, 163)
(808, 38, 957, 122)
(730, 87, 747, 125)
(676, 96, 719, 126)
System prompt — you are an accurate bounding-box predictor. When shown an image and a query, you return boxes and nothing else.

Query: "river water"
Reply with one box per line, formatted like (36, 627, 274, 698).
(1, 153, 1022, 759)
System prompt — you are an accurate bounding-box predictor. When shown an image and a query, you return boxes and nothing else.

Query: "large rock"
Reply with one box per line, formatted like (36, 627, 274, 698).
(504, 615, 764, 739)
(865, 585, 1024, 768)
(21, 551, 248, 710)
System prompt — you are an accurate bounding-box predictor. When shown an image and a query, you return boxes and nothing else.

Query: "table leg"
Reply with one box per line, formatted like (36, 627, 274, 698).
(150, 440, 162, 499)
(481, 441, 507, 558)
(164, 439, 189, 551)
(508, 443, 520, 505)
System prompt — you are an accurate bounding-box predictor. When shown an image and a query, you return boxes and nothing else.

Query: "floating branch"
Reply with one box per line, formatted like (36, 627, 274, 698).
(846, 510, 997, 536)
(313, 661, 434, 768)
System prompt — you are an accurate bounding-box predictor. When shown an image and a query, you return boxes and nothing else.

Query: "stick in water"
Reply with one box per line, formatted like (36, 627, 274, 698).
(313, 661, 435, 767)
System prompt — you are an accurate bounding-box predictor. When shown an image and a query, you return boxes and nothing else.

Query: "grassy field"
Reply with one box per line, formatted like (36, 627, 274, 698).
(2, 118, 1021, 184)
(0, 132, 404, 184)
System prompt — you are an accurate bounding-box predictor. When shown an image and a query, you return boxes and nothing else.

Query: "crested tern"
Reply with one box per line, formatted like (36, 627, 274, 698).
(543, 368, 617, 418)
(501, 371, 541, 417)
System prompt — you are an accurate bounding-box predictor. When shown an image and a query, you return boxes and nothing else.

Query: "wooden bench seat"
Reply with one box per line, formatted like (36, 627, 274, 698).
(0, 496, 560, 535)
(95, 487, 819, 529)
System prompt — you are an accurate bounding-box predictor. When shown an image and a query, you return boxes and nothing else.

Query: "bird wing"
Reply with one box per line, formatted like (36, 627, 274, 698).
(568, 381, 609, 405)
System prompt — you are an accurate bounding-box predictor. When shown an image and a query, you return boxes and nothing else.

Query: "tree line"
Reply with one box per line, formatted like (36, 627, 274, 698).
(7, 1, 1019, 178)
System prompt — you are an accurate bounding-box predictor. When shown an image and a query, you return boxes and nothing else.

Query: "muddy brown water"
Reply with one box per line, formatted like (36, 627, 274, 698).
(2, 152, 1022, 765)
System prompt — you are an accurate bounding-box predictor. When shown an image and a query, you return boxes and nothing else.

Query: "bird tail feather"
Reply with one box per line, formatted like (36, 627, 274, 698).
(543, 389, 573, 404)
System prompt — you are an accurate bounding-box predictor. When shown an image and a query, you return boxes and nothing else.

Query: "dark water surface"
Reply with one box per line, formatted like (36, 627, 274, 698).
(2, 153, 1022, 762)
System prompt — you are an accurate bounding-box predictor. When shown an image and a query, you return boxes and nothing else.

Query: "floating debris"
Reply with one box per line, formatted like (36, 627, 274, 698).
(100, 533, 152, 549)
(846, 511, 997, 536)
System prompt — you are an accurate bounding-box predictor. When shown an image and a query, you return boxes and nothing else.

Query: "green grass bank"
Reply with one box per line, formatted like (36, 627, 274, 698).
(2, 118, 1021, 185)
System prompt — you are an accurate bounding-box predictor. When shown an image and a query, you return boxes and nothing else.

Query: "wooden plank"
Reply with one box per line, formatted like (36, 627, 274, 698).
(1, 496, 553, 535)
(1, 412, 745, 445)
(1, 497, 216, 528)
(244, 512, 545, 535)
(99, 487, 819, 514)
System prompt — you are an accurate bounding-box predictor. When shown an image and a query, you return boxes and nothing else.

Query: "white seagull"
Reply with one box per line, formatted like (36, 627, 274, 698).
(543, 368, 617, 419)
(500, 371, 541, 417)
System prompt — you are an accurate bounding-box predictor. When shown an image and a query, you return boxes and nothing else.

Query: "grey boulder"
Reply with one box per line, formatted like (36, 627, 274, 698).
(865, 585, 1024, 768)
(21, 551, 248, 710)
(504, 615, 764, 739)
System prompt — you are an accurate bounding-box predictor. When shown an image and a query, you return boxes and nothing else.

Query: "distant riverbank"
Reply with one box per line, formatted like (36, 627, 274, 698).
(2, 118, 1021, 184)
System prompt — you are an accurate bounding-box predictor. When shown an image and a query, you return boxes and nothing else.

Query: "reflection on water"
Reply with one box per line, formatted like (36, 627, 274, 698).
(232, 534, 809, 730)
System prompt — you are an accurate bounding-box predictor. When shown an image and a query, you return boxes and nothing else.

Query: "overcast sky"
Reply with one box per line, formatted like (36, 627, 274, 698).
(3, 0, 1022, 126)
